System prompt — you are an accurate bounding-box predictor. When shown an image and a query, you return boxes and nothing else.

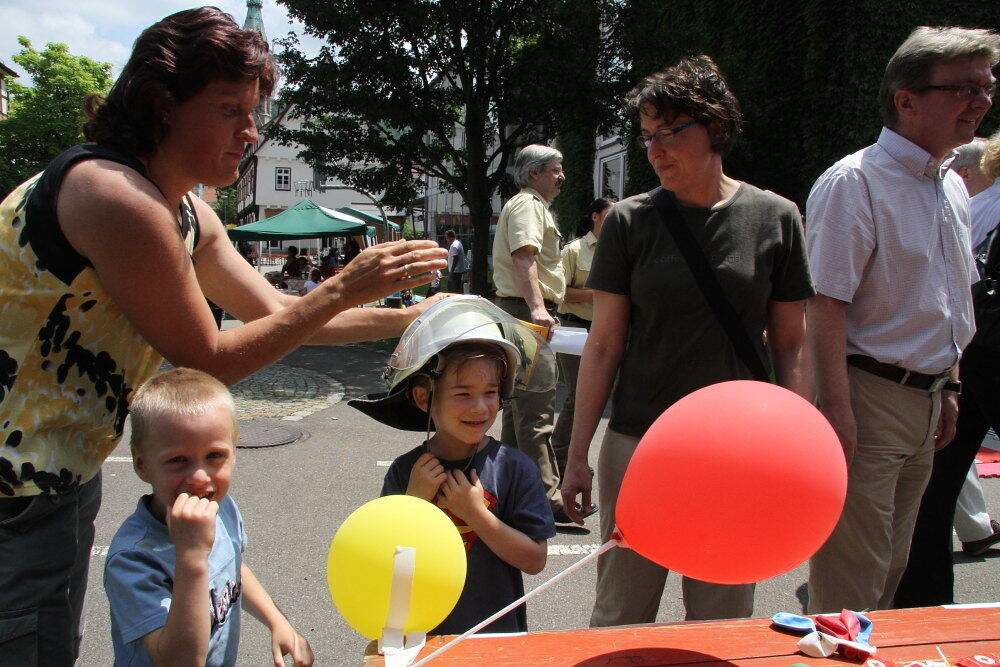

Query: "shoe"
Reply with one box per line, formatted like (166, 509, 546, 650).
(961, 519, 1000, 556)
(551, 504, 599, 524)
(552, 508, 574, 524)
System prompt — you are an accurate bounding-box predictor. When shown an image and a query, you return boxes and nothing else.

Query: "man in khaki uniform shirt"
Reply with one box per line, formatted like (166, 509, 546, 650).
(492, 144, 567, 520)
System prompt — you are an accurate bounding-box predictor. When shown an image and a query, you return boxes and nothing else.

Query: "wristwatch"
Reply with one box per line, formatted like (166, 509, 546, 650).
(943, 380, 962, 394)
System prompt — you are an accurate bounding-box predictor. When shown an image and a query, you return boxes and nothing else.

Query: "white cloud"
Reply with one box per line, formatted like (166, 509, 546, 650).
(0, 0, 326, 80)
(0, 7, 130, 76)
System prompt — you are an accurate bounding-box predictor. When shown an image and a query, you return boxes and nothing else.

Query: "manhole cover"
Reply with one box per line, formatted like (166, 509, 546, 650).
(237, 419, 303, 449)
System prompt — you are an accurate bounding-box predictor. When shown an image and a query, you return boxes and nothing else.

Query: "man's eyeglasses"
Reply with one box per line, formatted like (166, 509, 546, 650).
(637, 120, 697, 149)
(920, 82, 995, 100)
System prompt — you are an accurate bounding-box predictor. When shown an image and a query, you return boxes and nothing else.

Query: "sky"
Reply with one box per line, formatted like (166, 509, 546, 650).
(0, 0, 326, 80)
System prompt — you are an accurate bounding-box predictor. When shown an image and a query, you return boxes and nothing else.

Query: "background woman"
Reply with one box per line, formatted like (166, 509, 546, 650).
(551, 197, 615, 480)
(0, 8, 445, 663)
(561, 56, 813, 625)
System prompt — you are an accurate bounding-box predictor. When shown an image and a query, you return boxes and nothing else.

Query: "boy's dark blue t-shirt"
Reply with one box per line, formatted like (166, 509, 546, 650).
(381, 437, 555, 635)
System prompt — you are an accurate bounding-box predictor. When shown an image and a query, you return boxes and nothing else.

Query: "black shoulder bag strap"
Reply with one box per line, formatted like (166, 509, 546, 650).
(648, 187, 771, 382)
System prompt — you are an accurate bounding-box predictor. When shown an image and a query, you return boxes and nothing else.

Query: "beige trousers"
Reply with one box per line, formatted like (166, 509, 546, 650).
(591, 428, 755, 626)
(807, 366, 940, 613)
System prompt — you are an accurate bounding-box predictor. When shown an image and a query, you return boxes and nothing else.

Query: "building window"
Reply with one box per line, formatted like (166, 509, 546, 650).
(600, 156, 624, 200)
(275, 167, 291, 191)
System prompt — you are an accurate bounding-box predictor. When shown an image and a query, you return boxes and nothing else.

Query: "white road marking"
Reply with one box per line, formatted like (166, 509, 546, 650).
(547, 543, 603, 556)
(376, 461, 391, 467)
(106, 456, 133, 462)
(91, 545, 109, 557)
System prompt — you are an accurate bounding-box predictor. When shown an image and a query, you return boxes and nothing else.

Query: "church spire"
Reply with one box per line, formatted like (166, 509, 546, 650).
(243, 0, 271, 126)
(243, 0, 266, 40)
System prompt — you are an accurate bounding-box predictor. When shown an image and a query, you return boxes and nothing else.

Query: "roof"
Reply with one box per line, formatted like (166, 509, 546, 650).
(227, 199, 367, 240)
(337, 206, 402, 231)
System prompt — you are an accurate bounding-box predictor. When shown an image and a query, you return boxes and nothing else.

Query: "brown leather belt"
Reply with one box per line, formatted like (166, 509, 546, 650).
(846, 354, 950, 392)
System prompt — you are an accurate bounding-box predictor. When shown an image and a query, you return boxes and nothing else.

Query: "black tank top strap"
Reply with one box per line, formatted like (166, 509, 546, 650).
(23, 144, 198, 286)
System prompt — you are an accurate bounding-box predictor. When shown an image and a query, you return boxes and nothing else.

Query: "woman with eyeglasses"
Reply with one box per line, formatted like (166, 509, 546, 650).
(560, 55, 815, 625)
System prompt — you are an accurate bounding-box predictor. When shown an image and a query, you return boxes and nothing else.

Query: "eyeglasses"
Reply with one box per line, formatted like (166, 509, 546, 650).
(637, 120, 697, 149)
(920, 82, 995, 100)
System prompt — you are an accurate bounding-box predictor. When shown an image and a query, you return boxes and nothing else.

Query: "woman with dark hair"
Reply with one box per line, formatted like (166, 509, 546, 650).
(561, 56, 814, 625)
(0, 8, 445, 662)
(551, 197, 615, 479)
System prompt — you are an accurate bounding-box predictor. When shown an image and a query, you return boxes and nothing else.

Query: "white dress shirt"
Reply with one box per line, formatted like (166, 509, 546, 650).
(807, 127, 976, 375)
(971, 179, 1000, 250)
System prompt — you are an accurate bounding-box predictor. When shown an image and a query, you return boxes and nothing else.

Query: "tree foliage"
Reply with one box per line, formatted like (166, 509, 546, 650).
(614, 1, 999, 206)
(0, 37, 112, 196)
(275, 0, 621, 293)
(211, 185, 238, 225)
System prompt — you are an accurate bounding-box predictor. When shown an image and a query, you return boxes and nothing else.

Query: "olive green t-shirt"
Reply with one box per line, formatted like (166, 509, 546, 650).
(586, 184, 814, 438)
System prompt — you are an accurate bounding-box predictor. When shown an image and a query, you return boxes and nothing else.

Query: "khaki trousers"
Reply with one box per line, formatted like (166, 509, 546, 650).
(591, 428, 755, 626)
(807, 366, 940, 613)
(551, 351, 581, 479)
(494, 298, 563, 512)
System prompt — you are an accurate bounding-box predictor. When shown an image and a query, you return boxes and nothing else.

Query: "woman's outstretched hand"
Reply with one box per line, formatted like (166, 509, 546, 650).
(322, 240, 448, 306)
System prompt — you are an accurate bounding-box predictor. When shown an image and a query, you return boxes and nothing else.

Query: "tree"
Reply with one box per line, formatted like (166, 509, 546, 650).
(614, 1, 999, 205)
(211, 185, 238, 226)
(0, 37, 112, 195)
(276, 0, 621, 294)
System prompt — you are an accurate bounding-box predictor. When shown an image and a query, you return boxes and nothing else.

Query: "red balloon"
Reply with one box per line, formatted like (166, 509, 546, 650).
(615, 381, 846, 584)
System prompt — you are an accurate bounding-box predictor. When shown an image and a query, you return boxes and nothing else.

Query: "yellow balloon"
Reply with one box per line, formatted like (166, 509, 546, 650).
(327, 495, 467, 639)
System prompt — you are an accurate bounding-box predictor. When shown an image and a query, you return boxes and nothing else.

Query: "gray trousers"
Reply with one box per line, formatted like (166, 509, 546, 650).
(0, 472, 102, 666)
(591, 429, 755, 626)
(494, 297, 563, 512)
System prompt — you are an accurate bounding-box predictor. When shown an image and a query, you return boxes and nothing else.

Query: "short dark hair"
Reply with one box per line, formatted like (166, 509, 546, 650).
(444, 229, 456, 239)
(576, 197, 616, 238)
(625, 55, 743, 156)
(83, 6, 277, 156)
(287, 245, 298, 255)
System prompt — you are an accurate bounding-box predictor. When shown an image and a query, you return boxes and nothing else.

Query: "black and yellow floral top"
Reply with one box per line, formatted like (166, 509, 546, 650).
(0, 145, 199, 496)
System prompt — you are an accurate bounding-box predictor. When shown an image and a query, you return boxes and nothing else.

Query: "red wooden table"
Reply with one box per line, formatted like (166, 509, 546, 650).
(364, 605, 1000, 665)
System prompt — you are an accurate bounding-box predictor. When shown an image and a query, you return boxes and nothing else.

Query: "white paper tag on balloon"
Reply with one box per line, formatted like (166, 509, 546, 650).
(549, 326, 588, 356)
(379, 546, 426, 666)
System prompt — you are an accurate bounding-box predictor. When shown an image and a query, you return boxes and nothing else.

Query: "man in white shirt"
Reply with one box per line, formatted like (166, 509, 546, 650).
(805, 26, 998, 614)
(444, 229, 467, 293)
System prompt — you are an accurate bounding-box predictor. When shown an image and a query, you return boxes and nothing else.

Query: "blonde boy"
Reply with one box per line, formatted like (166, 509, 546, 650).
(104, 368, 312, 666)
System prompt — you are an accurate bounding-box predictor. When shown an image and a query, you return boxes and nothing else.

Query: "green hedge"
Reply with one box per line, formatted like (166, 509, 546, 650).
(617, 1, 999, 207)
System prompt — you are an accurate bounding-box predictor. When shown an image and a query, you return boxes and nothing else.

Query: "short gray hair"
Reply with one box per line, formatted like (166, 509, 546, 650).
(513, 144, 562, 189)
(951, 137, 989, 171)
(880, 26, 1000, 128)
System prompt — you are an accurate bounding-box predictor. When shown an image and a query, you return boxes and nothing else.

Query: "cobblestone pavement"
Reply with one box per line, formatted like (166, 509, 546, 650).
(161, 360, 345, 421)
(231, 363, 345, 420)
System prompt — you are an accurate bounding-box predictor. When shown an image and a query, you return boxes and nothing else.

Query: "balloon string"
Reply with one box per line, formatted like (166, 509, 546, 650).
(411, 539, 618, 666)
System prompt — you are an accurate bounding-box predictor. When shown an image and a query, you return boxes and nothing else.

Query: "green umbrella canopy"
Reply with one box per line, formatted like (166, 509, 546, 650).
(228, 199, 367, 240)
(337, 206, 402, 232)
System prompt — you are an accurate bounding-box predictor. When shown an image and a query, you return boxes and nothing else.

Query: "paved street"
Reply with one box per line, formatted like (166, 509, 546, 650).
(79, 326, 1000, 665)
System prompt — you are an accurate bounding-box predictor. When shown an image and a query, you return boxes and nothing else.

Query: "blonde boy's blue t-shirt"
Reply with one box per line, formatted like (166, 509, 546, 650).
(104, 495, 246, 666)
(381, 437, 555, 635)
